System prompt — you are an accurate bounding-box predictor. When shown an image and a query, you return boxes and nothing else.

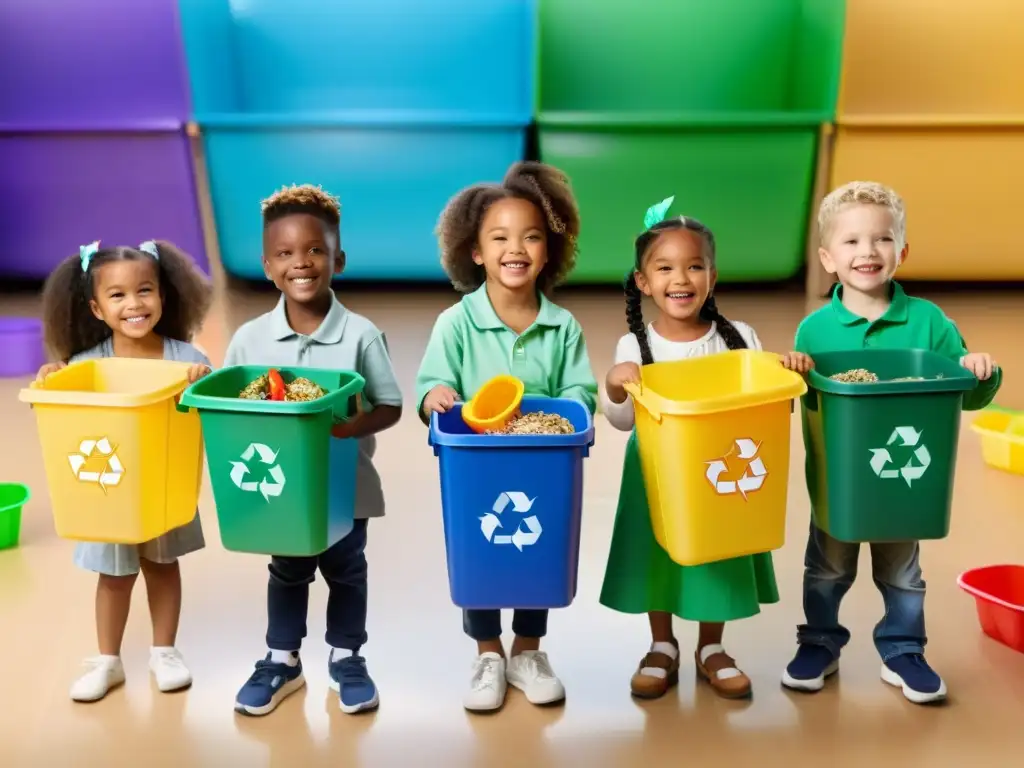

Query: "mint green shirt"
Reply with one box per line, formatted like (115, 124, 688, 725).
(415, 285, 599, 420)
(795, 282, 1001, 410)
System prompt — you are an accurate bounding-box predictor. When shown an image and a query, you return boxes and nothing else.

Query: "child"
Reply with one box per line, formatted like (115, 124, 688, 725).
(38, 239, 214, 702)
(415, 161, 598, 712)
(227, 184, 403, 716)
(781, 181, 1001, 704)
(601, 198, 811, 700)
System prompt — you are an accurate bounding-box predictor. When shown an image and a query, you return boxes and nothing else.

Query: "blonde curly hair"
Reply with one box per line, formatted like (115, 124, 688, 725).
(818, 181, 907, 246)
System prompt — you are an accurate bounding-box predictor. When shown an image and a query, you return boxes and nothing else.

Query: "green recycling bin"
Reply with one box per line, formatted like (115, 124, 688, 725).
(803, 349, 978, 543)
(179, 366, 364, 557)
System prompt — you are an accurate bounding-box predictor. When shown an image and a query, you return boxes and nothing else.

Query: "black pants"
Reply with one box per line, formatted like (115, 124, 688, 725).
(463, 609, 548, 641)
(266, 519, 368, 652)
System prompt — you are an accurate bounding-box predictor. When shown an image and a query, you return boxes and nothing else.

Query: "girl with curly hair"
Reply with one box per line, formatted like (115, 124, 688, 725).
(415, 161, 598, 712)
(37, 239, 213, 703)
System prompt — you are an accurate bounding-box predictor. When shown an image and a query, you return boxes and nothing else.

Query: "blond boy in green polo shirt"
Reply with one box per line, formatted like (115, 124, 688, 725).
(416, 161, 598, 713)
(781, 181, 1001, 705)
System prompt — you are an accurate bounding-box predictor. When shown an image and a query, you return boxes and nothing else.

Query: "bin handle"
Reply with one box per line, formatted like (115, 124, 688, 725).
(623, 382, 661, 423)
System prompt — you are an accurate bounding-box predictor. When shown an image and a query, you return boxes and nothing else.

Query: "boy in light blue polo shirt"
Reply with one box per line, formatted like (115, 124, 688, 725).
(226, 184, 402, 716)
(782, 181, 1001, 704)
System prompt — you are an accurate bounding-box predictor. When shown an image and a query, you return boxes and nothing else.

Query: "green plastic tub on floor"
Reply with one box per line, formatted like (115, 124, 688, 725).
(536, 0, 846, 283)
(178, 367, 364, 557)
(0, 483, 30, 551)
(803, 350, 978, 543)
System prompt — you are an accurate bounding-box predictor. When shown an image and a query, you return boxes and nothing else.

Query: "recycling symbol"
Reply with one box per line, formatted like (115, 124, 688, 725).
(230, 443, 286, 502)
(479, 491, 543, 551)
(869, 426, 930, 487)
(68, 437, 125, 493)
(705, 438, 768, 499)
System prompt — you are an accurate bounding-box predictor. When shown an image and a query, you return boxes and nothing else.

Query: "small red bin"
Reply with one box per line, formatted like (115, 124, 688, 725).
(957, 565, 1024, 654)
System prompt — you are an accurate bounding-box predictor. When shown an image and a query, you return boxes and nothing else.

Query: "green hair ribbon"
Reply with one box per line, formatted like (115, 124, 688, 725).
(643, 195, 675, 230)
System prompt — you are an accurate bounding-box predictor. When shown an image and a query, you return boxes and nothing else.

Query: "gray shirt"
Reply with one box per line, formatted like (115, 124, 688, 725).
(71, 336, 211, 368)
(224, 295, 403, 519)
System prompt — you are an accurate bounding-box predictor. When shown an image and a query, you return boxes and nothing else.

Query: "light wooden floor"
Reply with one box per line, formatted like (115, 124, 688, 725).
(1, 282, 1022, 768)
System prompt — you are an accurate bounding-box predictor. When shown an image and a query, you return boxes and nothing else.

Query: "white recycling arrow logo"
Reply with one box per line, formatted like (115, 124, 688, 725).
(479, 491, 543, 551)
(68, 437, 125, 494)
(229, 443, 286, 502)
(705, 438, 768, 499)
(869, 426, 931, 488)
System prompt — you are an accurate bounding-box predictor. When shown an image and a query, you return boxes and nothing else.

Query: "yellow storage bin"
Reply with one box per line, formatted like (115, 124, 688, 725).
(838, 0, 1024, 118)
(829, 126, 1024, 281)
(18, 358, 204, 544)
(971, 410, 1024, 476)
(624, 350, 807, 567)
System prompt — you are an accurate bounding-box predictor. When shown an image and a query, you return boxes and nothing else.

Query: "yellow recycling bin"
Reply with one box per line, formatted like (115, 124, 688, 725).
(19, 358, 204, 544)
(624, 350, 807, 566)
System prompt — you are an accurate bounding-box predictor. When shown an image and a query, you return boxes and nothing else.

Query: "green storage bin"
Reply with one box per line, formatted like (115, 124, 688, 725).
(537, 0, 846, 283)
(179, 366, 364, 557)
(0, 483, 30, 551)
(803, 349, 978, 543)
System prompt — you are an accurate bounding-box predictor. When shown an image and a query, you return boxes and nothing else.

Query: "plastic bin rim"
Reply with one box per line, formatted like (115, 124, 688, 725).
(178, 366, 365, 415)
(429, 396, 595, 448)
(628, 352, 808, 417)
(536, 110, 831, 130)
(807, 369, 978, 396)
(957, 566, 1024, 613)
(18, 359, 193, 409)
(969, 410, 1024, 443)
(0, 483, 31, 514)
(194, 110, 532, 130)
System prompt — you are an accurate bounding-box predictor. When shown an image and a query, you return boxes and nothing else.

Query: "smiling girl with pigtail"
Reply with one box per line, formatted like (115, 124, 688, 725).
(599, 197, 811, 700)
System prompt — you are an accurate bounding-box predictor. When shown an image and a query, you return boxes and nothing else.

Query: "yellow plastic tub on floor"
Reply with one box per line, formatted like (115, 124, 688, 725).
(971, 410, 1024, 476)
(19, 358, 204, 544)
(624, 350, 806, 566)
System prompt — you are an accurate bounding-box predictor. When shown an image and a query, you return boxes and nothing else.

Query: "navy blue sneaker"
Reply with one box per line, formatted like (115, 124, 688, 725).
(881, 654, 947, 704)
(781, 644, 839, 692)
(234, 654, 306, 716)
(329, 653, 379, 714)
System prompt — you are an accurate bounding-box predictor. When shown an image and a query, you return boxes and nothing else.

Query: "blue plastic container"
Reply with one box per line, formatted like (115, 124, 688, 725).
(178, 0, 535, 282)
(429, 397, 595, 610)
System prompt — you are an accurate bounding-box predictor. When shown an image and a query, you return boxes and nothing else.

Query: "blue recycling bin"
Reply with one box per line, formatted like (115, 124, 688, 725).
(429, 396, 595, 609)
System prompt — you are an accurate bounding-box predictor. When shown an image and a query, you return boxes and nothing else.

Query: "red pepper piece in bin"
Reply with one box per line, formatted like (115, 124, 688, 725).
(267, 369, 286, 401)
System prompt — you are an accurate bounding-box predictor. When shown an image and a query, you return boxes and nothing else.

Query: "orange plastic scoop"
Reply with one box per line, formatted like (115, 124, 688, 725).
(462, 375, 525, 434)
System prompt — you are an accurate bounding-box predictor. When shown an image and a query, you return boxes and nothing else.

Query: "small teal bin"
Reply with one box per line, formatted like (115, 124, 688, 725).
(178, 0, 535, 281)
(429, 397, 595, 609)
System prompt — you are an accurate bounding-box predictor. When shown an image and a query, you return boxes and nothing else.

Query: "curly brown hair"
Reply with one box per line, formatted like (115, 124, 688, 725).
(262, 183, 342, 245)
(436, 161, 581, 294)
(41, 240, 213, 361)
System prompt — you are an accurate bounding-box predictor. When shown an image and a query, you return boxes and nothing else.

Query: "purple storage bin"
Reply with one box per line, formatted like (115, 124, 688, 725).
(0, 0, 190, 128)
(0, 317, 45, 378)
(0, 133, 207, 278)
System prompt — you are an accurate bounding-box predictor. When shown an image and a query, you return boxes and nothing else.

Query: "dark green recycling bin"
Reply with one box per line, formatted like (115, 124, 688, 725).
(179, 366, 364, 556)
(803, 350, 978, 543)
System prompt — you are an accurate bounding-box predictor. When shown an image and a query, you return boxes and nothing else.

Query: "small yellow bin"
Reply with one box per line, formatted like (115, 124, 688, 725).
(970, 410, 1024, 476)
(19, 358, 204, 544)
(624, 350, 807, 567)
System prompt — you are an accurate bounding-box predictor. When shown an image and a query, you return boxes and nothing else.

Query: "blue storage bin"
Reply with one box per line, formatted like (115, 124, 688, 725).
(429, 397, 595, 610)
(201, 120, 525, 281)
(177, 0, 535, 282)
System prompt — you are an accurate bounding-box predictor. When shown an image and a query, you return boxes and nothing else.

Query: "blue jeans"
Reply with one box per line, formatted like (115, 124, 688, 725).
(798, 521, 926, 662)
(463, 609, 548, 641)
(266, 519, 368, 652)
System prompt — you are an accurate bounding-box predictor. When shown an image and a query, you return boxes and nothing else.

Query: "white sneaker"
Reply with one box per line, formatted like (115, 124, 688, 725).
(464, 652, 507, 712)
(70, 656, 125, 702)
(149, 647, 193, 692)
(506, 650, 565, 705)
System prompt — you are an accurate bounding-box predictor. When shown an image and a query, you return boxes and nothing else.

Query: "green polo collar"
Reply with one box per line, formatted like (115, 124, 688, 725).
(831, 281, 910, 326)
(463, 284, 567, 331)
(269, 294, 349, 343)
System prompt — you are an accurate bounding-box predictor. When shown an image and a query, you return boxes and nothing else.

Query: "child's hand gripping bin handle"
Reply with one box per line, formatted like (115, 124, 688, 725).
(623, 382, 661, 423)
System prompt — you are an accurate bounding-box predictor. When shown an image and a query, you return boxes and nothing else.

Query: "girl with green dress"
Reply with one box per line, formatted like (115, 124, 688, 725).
(599, 199, 812, 699)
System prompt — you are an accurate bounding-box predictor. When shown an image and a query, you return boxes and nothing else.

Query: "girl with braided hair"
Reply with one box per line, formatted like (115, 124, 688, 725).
(599, 197, 811, 700)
